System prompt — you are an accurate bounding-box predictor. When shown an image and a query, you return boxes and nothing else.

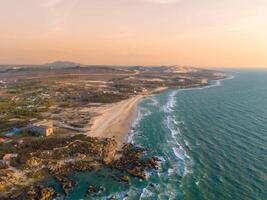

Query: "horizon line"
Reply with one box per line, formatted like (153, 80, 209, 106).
(0, 61, 266, 70)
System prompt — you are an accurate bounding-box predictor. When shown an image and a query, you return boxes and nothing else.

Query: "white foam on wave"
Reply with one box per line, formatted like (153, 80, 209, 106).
(179, 75, 235, 92)
(132, 107, 151, 128)
(184, 139, 192, 150)
(127, 76, 234, 198)
(173, 140, 193, 176)
(163, 76, 235, 115)
(162, 90, 179, 113)
(157, 156, 166, 163)
(102, 191, 128, 200)
(173, 120, 185, 125)
(128, 107, 151, 143)
(139, 187, 154, 199)
(146, 96, 159, 107)
(162, 91, 193, 177)
(168, 168, 175, 176)
(172, 145, 192, 176)
(173, 145, 191, 159)
(165, 115, 182, 137)
(156, 156, 166, 172)
(172, 147, 186, 161)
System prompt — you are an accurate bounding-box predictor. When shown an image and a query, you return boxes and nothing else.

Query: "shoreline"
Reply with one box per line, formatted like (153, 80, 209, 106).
(85, 76, 230, 148)
(86, 95, 143, 147)
(86, 87, 168, 148)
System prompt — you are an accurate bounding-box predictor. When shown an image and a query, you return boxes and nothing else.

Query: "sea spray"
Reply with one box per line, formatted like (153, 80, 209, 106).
(128, 107, 151, 143)
(162, 90, 179, 113)
(163, 91, 193, 177)
(63, 74, 243, 200)
(124, 77, 233, 199)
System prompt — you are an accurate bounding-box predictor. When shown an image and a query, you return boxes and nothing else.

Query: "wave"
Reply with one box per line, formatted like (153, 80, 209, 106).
(133, 107, 151, 127)
(101, 191, 128, 200)
(172, 144, 192, 176)
(146, 96, 160, 107)
(161, 76, 235, 178)
(184, 139, 192, 150)
(165, 115, 182, 137)
(125, 75, 235, 198)
(162, 90, 179, 113)
(179, 75, 235, 92)
(164, 120, 192, 177)
(128, 106, 152, 143)
(168, 168, 175, 176)
(156, 156, 166, 172)
(139, 187, 154, 199)
(162, 91, 193, 177)
(173, 147, 187, 161)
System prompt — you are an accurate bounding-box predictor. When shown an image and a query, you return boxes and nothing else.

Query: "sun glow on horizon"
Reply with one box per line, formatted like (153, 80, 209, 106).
(0, 0, 267, 68)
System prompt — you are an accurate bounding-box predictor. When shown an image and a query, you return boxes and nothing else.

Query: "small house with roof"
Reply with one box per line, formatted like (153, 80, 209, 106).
(31, 120, 54, 136)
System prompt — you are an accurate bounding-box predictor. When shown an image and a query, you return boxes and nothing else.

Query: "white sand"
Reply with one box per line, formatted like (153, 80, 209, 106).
(87, 95, 143, 147)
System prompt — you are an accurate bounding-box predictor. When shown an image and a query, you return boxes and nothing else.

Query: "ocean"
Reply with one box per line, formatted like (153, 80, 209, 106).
(62, 70, 267, 200)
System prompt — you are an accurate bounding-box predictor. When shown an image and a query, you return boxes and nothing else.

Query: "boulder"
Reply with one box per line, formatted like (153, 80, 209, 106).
(120, 175, 130, 183)
(39, 187, 55, 200)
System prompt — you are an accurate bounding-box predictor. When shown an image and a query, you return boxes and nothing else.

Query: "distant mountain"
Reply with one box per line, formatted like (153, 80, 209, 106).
(44, 61, 82, 69)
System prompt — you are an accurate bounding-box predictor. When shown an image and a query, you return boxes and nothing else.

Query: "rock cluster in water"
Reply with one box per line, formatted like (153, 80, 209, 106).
(111, 143, 160, 179)
(0, 135, 159, 199)
(5, 186, 55, 200)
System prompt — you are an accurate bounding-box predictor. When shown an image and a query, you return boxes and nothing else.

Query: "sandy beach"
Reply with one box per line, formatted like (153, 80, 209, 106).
(87, 95, 143, 147)
(86, 87, 168, 147)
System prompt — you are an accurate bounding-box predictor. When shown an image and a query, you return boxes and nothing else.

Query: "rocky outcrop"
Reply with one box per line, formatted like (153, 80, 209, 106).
(0, 135, 119, 198)
(86, 185, 104, 196)
(39, 187, 55, 200)
(87, 185, 98, 194)
(120, 175, 130, 183)
(54, 175, 75, 195)
(111, 144, 159, 180)
(127, 167, 146, 179)
(25, 156, 42, 168)
(0, 169, 25, 194)
(101, 139, 117, 164)
(4, 186, 55, 200)
(0, 135, 159, 198)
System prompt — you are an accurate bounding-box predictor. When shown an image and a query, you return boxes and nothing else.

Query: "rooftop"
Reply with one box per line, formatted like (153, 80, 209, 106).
(32, 120, 53, 128)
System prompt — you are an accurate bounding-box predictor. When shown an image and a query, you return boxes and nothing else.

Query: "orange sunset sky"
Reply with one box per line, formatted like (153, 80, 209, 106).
(0, 0, 267, 68)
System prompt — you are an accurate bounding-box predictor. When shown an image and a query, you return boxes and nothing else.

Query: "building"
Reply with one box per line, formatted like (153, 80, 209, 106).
(31, 120, 54, 136)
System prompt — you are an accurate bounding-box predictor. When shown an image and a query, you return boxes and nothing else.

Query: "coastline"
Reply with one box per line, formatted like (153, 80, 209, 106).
(85, 76, 231, 148)
(87, 95, 143, 147)
(85, 75, 231, 148)
(87, 87, 168, 148)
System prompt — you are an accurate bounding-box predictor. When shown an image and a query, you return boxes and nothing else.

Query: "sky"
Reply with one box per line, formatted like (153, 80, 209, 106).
(0, 0, 267, 68)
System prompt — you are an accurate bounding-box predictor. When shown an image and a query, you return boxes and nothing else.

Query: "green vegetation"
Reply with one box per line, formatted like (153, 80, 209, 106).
(0, 66, 224, 134)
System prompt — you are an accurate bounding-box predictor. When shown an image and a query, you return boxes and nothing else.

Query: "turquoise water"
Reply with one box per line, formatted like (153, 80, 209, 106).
(64, 70, 267, 200)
